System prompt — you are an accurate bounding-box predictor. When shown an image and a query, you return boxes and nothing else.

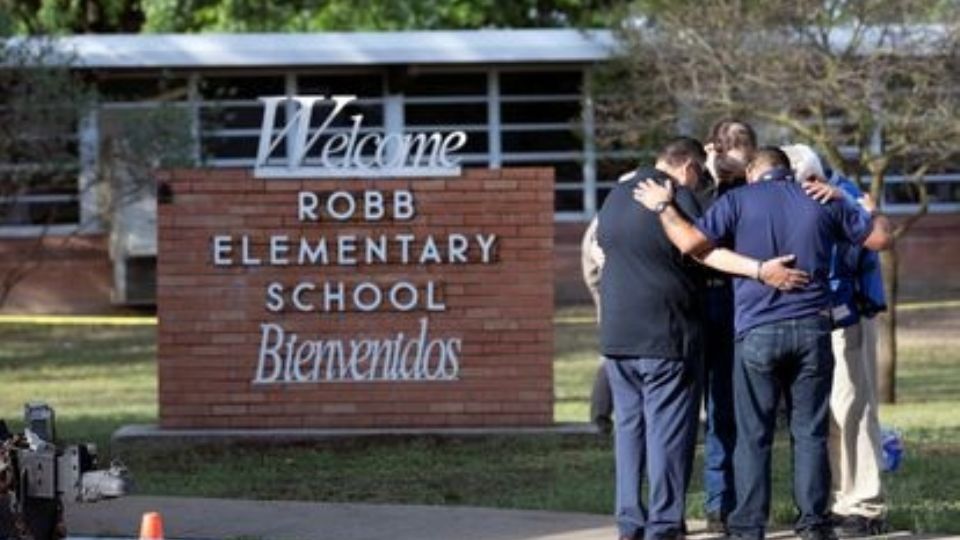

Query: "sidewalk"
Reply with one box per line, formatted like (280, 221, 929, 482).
(64, 496, 954, 540)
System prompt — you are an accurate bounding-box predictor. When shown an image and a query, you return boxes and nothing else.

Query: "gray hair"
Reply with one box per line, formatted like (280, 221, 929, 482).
(781, 144, 825, 183)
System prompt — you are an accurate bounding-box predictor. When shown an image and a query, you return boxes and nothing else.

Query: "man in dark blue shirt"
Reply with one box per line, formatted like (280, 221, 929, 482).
(632, 147, 893, 540)
(597, 139, 809, 540)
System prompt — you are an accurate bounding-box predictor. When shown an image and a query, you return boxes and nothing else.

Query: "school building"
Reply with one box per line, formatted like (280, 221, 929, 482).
(2, 29, 958, 313)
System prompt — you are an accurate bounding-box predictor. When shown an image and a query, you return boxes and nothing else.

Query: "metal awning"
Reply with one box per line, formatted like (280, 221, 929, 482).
(40, 29, 616, 69)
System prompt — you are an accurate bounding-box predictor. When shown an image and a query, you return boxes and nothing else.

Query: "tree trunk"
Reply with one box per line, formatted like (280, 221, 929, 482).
(877, 246, 898, 403)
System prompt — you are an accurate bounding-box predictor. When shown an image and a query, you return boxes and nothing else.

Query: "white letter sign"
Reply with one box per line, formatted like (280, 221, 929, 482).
(254, 95, 468, 179)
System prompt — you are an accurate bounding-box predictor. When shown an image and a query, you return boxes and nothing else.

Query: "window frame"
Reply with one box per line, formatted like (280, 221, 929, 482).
(0, 107, 101, 238)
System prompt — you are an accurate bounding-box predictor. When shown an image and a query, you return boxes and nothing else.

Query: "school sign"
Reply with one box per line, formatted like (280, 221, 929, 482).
(156, 96, 555, 429)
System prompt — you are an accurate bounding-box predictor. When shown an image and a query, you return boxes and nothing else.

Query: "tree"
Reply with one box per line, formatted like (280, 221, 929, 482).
(1, 0, 622, 34)
(598, 0, 960, 402)
(0, 38, 93, 306)
(0, 0, 145, 34)
(140, 0, 622, 32)
(0, 37, 193, 308)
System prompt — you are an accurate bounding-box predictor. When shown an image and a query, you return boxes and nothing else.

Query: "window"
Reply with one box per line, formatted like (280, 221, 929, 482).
(401, 71, 489, 166)
(402, 72, 487, 96)
(0, 55, 94, 234)
(99, 74, 189, 102)
(199, 74, 285, 166)
(499, 70, 589, 215)
(878, 146, 960, 213)
(298, 74, 383, 97)
(0, 98, 83, 233)
(89, 66, 652, 221)
(768, 109, 960, 215)
(196, 72, 390, 167)
(0, 170, 80, 227)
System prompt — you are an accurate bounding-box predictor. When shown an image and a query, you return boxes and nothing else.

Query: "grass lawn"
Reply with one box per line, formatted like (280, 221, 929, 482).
(0, 306, 958, 532)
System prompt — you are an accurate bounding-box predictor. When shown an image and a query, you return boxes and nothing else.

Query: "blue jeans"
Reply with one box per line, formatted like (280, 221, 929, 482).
(727, 315, 835, 539)
(702, 285, 736, 517)
(606, 356, 700, 540)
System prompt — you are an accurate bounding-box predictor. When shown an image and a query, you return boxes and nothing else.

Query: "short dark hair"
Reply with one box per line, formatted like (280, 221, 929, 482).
(749, 146, 791, 172)
(708, 119, 757, 153)
(657, 136, 707, 168)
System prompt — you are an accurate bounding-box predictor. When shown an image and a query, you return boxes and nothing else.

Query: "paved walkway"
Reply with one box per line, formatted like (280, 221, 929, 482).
(64, 496, 951, 540)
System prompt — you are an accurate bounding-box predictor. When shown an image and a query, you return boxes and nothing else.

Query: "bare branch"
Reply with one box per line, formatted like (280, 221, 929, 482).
(893, 165, 931, 239)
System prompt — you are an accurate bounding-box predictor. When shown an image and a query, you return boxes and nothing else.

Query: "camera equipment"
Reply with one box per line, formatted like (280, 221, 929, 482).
(0, 403, 133, 540)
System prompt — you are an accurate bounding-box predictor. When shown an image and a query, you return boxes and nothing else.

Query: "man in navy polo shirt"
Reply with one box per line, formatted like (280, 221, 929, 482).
(632, 147, 893, 540)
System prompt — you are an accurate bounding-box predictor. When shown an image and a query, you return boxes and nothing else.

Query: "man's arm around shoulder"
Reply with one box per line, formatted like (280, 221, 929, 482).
(853, 194, 894, 251)
(632, 178, 809, 290)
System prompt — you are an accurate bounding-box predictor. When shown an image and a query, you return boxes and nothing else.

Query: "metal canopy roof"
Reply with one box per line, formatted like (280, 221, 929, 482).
(49, 29, 616, 69)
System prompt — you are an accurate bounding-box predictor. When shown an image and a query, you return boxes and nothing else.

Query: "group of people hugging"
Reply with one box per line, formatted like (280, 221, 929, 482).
(581, 120, 892, 540)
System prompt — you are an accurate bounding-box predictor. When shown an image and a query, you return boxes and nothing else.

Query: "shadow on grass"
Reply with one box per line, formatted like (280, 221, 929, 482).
(0, 325, 156, 371)
(116, 435, 616, 514)
(897, 364, 960, 403)
(885, 443, 960, 533)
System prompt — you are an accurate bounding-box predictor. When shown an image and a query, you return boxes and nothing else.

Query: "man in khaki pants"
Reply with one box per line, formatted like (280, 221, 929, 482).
(830, 312, 886, 535)
(782, 144, 888, 537)
(825, 186, 888, 537)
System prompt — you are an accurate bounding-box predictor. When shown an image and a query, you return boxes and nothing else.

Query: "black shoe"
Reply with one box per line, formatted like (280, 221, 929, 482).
(705, 511, 727, 534)
(647, 531, 685, 540)
(834, 514, 889, 538)
(798, 526, 839, 540)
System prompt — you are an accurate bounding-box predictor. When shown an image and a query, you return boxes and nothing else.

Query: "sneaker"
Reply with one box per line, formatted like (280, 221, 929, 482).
(704, 511, 727, 534)
(834, 514, 889, 538)
(798, 526, 839, 540)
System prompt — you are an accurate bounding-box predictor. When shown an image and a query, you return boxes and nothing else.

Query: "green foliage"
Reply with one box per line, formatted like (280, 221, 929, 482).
(99, 105, 196, 171)
(0, 38, 93, 205)
(141, 0, 623, 32)
(5, 0, 956, 35)
(0, 0, 145, 34)
(1, 0, 625, 34)
(97, 103, 196, 218)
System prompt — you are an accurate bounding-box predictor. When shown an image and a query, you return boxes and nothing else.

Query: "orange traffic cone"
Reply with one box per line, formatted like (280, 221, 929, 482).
(139, 511, 165, 540)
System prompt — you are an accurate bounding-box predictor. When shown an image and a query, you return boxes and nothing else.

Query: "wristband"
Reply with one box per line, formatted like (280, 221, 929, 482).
(755, 260, 764, 281)
(653, 200, 671, 214)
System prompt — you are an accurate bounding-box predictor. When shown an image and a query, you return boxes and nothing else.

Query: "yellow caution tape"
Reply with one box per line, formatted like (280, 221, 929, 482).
(0, 315, 157, 326)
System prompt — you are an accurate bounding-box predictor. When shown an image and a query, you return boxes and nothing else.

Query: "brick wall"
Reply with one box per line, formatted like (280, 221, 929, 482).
(0, 235, 115, 314)
(888, 214, 960, 301)
(157, 167, 555, 429)
(555, 214, 960, 305)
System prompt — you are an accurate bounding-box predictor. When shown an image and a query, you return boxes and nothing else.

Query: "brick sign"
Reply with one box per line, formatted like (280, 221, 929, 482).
(157, 168, 554, 429)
